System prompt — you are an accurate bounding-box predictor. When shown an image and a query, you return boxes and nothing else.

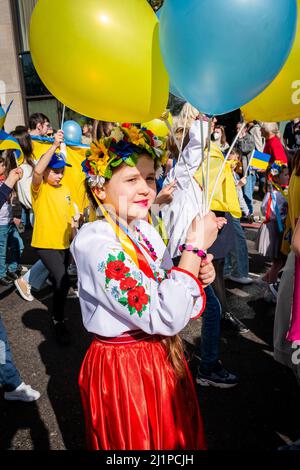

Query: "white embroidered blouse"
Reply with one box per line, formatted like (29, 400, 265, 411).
(71, 219, 205, 337)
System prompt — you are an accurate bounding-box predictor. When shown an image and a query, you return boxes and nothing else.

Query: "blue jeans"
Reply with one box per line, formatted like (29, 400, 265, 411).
(0, 316, 21, 392)
(242, 172, 256, 215)
(224, 217, 249, 278)
(195, 285, 221, 371)
(0, 224, 24, 279)
(23, 259, 49, 291)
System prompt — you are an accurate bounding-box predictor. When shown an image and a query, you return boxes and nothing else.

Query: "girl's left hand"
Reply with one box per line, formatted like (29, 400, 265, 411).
(155, 180, 177, 205)
(198, 253, 215, 286)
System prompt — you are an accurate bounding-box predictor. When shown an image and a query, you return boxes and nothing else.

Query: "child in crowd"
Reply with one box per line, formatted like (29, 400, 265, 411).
(224, 148, 252, 284)
(256, 161, 289, 283)
(11, 126, 49, 302)
(0, 152, 24, 286)
(31, 130, 75, 345)
(71, 124, 218, 450)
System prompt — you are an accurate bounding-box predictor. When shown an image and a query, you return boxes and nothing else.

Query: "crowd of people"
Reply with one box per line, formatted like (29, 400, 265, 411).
(0, 106, 299, 450)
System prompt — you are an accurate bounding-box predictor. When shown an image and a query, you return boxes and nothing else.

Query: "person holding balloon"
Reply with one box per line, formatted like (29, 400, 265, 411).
(71, 124, 219, 450)
(31, 129, 75, 345)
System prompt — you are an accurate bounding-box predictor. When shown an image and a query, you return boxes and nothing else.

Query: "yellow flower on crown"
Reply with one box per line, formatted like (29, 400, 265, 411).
(125, 126, 146, 147)
(89, 140, 109, 161)
(95, 153, 110, 177)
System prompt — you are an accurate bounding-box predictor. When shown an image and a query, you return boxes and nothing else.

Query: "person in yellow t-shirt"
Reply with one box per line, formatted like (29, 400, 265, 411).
(31, 129, 74, 345)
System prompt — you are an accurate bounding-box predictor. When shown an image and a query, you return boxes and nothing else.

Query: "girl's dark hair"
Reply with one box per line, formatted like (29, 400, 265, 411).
(11, 127, 35, 170)
(0, 150, 17, 177)
(292, 149, 300, 176)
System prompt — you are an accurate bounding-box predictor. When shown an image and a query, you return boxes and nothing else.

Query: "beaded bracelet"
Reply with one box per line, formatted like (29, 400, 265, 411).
(179, 244, 207, 259)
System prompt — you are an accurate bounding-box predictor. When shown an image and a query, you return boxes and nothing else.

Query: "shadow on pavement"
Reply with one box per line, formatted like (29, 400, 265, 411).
(21, 301, 91, 450)
(0, 395, 49, 450)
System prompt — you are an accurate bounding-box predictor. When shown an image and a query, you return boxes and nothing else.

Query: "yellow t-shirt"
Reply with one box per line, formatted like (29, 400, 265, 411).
(31, 182, 73, 249)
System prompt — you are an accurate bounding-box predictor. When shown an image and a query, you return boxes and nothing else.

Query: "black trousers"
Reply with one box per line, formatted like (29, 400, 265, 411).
(212, 258, 228, 316)
(36, 248, 70, 322)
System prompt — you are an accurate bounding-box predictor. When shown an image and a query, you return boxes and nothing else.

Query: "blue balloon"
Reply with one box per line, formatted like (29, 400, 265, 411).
(160, 0, 297, 115)
(62, 120, 82, 144)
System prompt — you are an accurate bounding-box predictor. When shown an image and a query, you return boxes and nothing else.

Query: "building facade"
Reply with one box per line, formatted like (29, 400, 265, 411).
(0, 0, 74, 132)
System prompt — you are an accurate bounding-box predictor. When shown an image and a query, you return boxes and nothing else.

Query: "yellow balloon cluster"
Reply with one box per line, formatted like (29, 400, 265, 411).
(30, 0, 169, 123)
(141, 114, 173, 137)
(242, 0, 300, 122)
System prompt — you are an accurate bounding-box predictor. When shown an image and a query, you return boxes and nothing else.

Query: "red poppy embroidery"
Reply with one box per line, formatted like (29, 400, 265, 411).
(120, 277, 138, 291)
(105, 260, 130, 281)
(127, 286, 149, 312)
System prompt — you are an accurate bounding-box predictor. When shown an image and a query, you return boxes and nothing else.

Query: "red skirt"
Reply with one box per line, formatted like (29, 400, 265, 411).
(78, 331, 206, 450)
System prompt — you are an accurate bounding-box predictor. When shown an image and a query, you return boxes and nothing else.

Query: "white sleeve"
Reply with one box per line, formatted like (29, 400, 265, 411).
(71, 223, 205, 336)
(164, 120, 208, 190)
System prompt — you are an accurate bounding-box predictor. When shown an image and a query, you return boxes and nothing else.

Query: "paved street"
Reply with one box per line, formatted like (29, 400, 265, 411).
(0, 226, 300, 450)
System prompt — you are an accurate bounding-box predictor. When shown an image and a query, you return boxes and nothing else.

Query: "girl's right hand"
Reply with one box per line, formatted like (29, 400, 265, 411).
(186, 211, 218, 250)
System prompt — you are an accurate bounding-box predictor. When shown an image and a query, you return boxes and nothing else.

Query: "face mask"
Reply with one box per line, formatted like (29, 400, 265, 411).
(213, 132, 221, 141)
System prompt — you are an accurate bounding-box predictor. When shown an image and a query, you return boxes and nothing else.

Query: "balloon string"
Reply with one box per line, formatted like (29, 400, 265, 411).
(164, 117, 204, 218)
(208, 121, 247, 211)
(173, 105, 189, 181)
(60, 104, 66, 130)
(199, 115, 206, 201)
(204, 118, 213, 213)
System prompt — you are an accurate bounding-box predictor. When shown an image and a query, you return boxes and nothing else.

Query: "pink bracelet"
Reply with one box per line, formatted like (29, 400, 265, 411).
(179, 244, 207, 259)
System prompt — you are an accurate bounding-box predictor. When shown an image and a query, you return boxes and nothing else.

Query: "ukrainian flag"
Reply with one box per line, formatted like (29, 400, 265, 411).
(0, 129, 23, 163)
(0, 100, 13, 130)
(249, 150, 271, 171)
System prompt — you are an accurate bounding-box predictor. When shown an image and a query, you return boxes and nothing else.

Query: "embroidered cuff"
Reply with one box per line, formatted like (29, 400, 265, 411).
(167, 267, 206, 319)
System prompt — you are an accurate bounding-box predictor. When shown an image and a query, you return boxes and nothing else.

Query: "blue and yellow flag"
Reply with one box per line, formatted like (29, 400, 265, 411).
(0, 100, 13, 130)
(249, 149, 271, 171)
(0, 129, 23, 163)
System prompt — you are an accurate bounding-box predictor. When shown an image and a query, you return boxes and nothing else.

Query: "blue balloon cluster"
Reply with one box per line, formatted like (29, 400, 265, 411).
(62, 120, 82, 144)
(159, 0, 297, 115)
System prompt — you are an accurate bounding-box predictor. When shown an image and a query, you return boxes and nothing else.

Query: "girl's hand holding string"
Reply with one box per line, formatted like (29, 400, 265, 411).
(198, 253, 216, 286)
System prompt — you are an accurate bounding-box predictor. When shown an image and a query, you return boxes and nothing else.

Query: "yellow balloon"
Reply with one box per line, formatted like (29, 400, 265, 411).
(30, 0, 169, 122)
(242, 0, 300, 122)
(141, 115, 173, 137)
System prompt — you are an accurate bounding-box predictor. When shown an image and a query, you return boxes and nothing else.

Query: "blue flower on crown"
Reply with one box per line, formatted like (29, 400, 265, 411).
(270, 161, 283, 176)
(109, 141, 143, 161)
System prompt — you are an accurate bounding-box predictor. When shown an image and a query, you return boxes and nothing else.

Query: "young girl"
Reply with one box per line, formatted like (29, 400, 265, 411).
(0, 152, 24, 286)
(11, 127, 35, 227)
(71, 125, 218, 450)
(256, 161, 289, 283)
(213, 125, 230, 155)
(31, 130, 74, 345)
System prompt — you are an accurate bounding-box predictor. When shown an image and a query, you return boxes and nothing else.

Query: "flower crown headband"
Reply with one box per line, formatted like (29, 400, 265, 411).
(269, 160, 287, 178)
(82, 124, 168, 188)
